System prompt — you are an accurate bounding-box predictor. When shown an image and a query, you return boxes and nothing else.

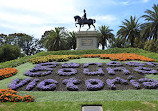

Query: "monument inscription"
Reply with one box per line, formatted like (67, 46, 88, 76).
(76, 31, 98, 50)
(81, 39, 93, 46)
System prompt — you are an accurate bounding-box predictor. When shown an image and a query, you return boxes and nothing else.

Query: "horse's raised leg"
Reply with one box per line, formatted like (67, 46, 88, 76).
(75, 23, 77, 27)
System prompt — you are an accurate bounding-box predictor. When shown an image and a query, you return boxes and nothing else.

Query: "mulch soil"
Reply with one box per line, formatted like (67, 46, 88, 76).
(17, 63, 158, 91)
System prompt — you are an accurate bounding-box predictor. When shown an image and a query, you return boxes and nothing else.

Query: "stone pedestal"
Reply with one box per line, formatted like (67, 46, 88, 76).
(76, 31, 98, 50)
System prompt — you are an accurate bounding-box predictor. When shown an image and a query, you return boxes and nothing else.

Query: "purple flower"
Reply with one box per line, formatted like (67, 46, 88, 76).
(62, 77, 81, 91)
(113, 77, 128, 85)
(120, 79, 128, 85)
(106, 67, 130, 75)
(106, 61, 123, 67)
(143, 82, 158, 89)
(83, 62, 102, 68)
(26, 79, 39, 91)
(9, 78, 31, 90)
(83, 68, 105, 75)
(127, 75, 135, 80)
(62, 63, 80, 68)
(130, 79, 141, 89)
(35, 62, 59, 68)
(134, 67, 157, 74)
(138, 78, 158, 83)
(37, 79, 58, 91)
(24, 66, 53, 77)
(145, 62, 158, 67)
(58, 68, 77, 76)
(106, 77, 128, 90)
(125, 62, 144, 67)
(106, 67, 115, 75)
(85, 79, 104, 91)
(106, 79, 116, 90)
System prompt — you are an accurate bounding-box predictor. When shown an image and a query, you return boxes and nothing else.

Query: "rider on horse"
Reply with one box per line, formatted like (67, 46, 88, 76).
(82, 9, 87, 26)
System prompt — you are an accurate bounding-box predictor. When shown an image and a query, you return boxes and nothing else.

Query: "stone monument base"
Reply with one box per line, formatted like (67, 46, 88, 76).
(76, 31, 98, 50)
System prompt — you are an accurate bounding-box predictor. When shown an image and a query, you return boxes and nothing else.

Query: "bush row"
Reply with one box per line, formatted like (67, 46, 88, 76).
(0, 55, 38, 69)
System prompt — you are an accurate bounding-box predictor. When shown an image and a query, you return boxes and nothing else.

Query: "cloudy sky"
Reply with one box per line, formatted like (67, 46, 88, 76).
(0, 0, 157, 39)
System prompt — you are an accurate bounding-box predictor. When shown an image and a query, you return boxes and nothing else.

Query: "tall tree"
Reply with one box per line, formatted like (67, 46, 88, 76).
(117, 16, 141, 47)
(108, 36, 125, 48)
(98, 25, 114, 50)
(141, 4, 158, 40)
(42, 27, 69, 51)
(8, 33, 41, 55)
(67, 31, 76, 50)
(0, 34, 7, 46)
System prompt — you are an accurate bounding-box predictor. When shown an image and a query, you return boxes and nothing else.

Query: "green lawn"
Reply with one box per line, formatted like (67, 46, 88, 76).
(0, 58, 158, 111)
(0, 101, 158, 111)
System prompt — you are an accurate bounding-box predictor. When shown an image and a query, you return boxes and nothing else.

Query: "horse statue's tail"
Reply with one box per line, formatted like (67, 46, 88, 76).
(93, 19, 96, 23)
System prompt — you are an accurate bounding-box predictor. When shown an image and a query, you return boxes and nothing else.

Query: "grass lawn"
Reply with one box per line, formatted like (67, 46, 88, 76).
(0, 58, 158, 111)
(0, 101, 158, 111)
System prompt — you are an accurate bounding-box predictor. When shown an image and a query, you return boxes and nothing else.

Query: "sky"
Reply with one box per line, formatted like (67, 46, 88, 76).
(0, 0, 157, 39)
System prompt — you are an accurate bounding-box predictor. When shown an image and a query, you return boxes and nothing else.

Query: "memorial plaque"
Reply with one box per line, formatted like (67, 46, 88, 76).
(82, 106, 103, 111)
(81, 39, 93, 46)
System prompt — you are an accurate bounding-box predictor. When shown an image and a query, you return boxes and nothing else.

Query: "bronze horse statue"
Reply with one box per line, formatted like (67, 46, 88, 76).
(74, 15, 96, 31)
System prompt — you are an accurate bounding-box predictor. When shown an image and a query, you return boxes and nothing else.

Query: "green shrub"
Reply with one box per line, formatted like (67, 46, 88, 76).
(0, 44, 22, 62)
(144, 40, 158, 53)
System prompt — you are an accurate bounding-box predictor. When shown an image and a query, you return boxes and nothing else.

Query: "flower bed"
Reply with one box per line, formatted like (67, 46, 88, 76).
(83, 62, 102, 68)
(24, 67, 53, 77)
(85, 79, 104, 91)
(29, 55, 81, 64)
(145, 62, 158, 66)
(106, 77, 128, 90)
(62, 77, 81, 91)
(37, 79, 58, 91)
(62, 63, 80, 68)
(26, 79, 40, 91)
(106, 61, 123, 67)
(0, 88, 34, 102)
(106, 67, 130, 75)
(0, 68, 18, 80)
(83, 68, 105, 75)
(9, 62, 158, 91)
(130, 79, 141, 89)
(35, 62, 59, 68)
(134, 67, 157, 74)
(125, 62, 145, 67)
(9, 78, 31, 90)
(81, 53, 155, 62)
(58, 68, 77, 76)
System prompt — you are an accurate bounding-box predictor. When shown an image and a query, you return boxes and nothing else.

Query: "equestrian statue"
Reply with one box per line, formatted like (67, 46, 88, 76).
(74, 9, 96, 31)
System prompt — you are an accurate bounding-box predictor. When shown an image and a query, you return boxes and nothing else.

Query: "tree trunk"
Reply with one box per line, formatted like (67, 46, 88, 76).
(102, 43, 105, 50)
(131, 37, 134, 47)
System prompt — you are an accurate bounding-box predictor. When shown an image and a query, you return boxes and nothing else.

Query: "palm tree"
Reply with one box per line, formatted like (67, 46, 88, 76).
(98, 25, 114, 50)
(67, 31, 76, 50)
(43, 27, 63, 51)
(117, 16, 141, 47)
(141, 4, 158, 40)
